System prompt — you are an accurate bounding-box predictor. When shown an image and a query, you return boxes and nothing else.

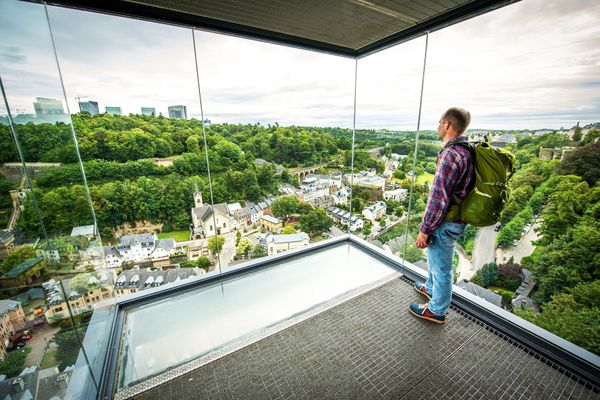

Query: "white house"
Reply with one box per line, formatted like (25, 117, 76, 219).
(265, 233, 310, 256)
(362, 201, 387, 222)
(383, 188, 408, 202)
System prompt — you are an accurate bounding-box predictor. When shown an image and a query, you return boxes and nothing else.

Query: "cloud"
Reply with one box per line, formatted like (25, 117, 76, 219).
(0, 0, 598, 130)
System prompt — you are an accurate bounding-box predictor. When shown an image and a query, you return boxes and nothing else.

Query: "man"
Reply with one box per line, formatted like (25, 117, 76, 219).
(409, 107, 475, 324)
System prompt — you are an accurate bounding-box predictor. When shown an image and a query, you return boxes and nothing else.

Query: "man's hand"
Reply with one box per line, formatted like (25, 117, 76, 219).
(416, 232, 430, 249)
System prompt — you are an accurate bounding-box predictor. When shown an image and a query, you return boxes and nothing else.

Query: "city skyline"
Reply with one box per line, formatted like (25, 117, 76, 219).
(0, 0, 599, 130)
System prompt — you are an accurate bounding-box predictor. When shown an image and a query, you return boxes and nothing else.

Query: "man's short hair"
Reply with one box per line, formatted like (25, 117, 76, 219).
(443, 107, 471, 134)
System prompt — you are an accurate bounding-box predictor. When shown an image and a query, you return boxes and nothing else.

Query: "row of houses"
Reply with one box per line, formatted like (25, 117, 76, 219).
(326, 207, 364, 232)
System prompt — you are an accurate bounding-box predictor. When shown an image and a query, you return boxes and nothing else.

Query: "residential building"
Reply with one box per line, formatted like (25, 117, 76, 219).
(141, 107, 156, 116)
(70, 224, 97, 240)
(456, 279, 503, 307)
(105, 106, 122, 115)
(326, 207, 364, 232)
(0, 311, 13, 359)
(265, 233, 309, 256)
(44, 276, 113, 320)
(307, 195, 334, 209)
(116, 233, 176, 263)
(78, 101, 99, 115)
(260, 215, 282, 232)
(168, 105, 187, 119)
(383, 188, 408, 202)
(113, 267, 201, 297)
(0, 258, 47, 289)
(0, 300, 26, 333)
(331, 188, 350, 205)
(103, 246, 123, 269)
(36, 237, 89, 264)
(362, 201, 387, 222)
(33, 97, 64, 118)
(491, 133, 517, 148)
(0, 230, 15, 260)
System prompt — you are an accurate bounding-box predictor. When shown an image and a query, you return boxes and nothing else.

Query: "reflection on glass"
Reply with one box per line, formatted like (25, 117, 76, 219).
(0, 0, 105, 396)
(353, 37, 429, 266)
(118, 243, 394, 388)
(191, 29, 354, 264)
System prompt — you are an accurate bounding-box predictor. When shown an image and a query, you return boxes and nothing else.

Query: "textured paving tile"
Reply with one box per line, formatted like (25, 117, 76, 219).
(132, 278, 599, 400)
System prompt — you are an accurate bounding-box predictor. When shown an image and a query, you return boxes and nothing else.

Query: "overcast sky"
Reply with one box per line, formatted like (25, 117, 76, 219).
(0, 0, 598, 130)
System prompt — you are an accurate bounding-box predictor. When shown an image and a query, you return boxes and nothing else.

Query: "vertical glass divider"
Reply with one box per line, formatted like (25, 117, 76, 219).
(42, 2, 100, 390)
(347, 58, 359, 236)
(403, 31, 429, 263)
(191, 29, 222, 274)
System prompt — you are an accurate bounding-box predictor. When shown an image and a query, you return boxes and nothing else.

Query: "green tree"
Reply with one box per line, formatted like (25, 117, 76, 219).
(0, 347, 31, 377)
(471, 262, 498, 288)
(271, 195, 300, 222)
(196, 256, 211, 270)
(252, 243, 266, 258)
(403, 244, 425, 263)
(237, 238, 253, 256)
(299, 208, 333, 235)
(557, 142, 600, 186)
(518, 281, 600, 355)
(281, 225, 296, 234)
(208, 236, 225, 255)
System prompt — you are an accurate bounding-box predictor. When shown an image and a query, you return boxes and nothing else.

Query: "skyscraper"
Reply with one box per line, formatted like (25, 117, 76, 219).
(141, 107, 156, 116)
(168, 105, 187, 119)
(105, 106, 122, 115)
(79, 101, 99, 115)
(33, 97, 65, 118)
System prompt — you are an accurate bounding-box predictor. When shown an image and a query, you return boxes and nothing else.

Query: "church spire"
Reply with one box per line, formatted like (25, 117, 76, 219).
(193, 181, 203, 207)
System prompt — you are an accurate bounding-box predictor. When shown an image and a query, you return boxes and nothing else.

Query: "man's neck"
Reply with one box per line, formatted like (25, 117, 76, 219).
(442, 133, 461, 145)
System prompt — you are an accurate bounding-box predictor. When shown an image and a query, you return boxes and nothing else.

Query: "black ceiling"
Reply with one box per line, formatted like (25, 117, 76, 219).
(47, 0, 519, 58)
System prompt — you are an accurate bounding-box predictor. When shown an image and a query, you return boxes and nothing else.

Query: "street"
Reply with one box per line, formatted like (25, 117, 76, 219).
(497, 222, 540, 264)
(24, 323, 61, 367)
(472, 225, 498, 271)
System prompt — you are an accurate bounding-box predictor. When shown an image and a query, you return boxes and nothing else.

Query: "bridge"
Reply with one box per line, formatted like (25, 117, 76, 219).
(289, 164, 326, 181)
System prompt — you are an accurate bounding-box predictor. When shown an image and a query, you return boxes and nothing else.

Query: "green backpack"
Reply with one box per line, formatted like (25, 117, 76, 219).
(444, 141, 516, 227)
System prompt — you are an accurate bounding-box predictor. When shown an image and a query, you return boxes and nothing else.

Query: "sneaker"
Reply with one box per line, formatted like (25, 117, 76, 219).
(413, 281, 431, 300)
(409, 303, 446, 324)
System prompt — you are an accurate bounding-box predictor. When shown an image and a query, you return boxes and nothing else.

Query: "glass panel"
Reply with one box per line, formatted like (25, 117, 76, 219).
(192, 30, 355, 262)
(422, 0, 600, 355)
(354, 36, 429, 267)
(0, 0, 102, 396)
(118, 243, 395, 388)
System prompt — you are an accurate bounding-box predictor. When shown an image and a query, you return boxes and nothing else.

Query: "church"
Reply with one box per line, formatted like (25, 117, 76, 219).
(190, 183, 233, 239)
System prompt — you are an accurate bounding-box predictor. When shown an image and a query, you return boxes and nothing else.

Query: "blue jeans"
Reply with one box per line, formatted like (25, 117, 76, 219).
(424, 221, 466, 316)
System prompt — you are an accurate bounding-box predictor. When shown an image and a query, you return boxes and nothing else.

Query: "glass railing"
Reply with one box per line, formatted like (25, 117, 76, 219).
(0, 0, 598, 397)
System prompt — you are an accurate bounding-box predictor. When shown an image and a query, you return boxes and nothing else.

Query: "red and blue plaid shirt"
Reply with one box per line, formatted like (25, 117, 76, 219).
(420, 136, 474, 235)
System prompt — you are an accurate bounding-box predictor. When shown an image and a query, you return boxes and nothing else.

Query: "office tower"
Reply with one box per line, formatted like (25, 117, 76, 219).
(168, 105, 187, 119)
(105, 106, 122, 115)
(141, 107, 156, 116)
(79, 101, 99, 115)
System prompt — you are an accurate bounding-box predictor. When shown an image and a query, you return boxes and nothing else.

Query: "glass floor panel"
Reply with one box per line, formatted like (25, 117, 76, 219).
(117, 242, 395, 388)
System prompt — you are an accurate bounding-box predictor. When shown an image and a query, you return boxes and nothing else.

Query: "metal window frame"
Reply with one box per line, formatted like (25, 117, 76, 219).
(95, 235, 600, 399)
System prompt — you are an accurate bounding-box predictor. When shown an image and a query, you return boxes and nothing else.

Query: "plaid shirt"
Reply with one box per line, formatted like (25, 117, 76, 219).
(420, 136, 474, 235)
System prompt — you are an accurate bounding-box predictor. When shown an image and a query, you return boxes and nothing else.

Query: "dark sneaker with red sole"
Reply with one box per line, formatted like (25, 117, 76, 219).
(413, 281, 431, 300)
(409, 303, 446, 324)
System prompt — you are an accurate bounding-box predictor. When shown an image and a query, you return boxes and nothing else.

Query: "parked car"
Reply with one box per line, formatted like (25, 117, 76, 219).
(494, 223, 502, 232)
(12, 335, 31, 345)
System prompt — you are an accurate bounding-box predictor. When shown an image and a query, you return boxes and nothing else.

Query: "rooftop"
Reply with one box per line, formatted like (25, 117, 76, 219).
(0, 258, 43, 279)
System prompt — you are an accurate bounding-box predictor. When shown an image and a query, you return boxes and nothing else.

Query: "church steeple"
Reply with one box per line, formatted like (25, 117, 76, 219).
(194, 182, 203, 208)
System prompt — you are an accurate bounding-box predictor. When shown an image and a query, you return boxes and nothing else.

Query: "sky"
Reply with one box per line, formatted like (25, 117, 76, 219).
(0, 0, 599, 131)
